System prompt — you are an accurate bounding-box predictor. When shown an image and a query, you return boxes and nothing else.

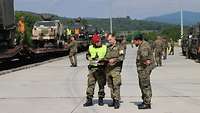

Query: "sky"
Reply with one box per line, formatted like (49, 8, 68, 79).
(14, 0, 200, 19)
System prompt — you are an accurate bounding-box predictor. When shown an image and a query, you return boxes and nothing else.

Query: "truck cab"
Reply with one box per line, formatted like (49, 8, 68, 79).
(32, 20, 64, 48)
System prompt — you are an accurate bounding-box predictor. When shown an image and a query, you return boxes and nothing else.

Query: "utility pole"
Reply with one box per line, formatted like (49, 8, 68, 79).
(181, 8, 184, 39)
(178, 0, 184, 46)
(110, 0, 113, 33)
(110, 16, 113, 34)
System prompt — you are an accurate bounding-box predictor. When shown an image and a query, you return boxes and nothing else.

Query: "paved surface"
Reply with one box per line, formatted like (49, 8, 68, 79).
(0, 46, 200, 113)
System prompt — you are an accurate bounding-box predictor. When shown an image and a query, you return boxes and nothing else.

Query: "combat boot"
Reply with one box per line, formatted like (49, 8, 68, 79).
(108, 99, 115, 107)
(98, 98, 104, 106)
(83, 98, 93, 107)
(114, 100, 120, 109)
(138, 103, 151, 109)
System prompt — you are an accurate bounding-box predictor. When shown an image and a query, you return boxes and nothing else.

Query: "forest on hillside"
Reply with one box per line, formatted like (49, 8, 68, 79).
(15, 11, 185, 41)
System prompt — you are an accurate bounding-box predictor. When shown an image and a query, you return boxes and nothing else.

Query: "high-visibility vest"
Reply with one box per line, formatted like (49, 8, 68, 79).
(67, 28, 72, 36)
(88, 45, 107, 66)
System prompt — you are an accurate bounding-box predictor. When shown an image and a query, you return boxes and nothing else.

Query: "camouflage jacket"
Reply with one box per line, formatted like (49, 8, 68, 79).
(68, 40, 78, 53)
(136, 41, 155, 71)
(163, 39, 169, 49)
(105, 42, 124, 68)
(154, 39, 164, 52)
(169, 40, 175, 48)
(121, 39, 127, 50)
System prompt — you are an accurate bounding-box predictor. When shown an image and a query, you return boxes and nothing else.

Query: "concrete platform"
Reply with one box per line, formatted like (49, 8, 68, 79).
(0, 46, 200, 113)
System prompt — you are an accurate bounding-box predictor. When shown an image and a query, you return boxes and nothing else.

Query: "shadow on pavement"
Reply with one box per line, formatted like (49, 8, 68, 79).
(130, 101, 143, 106)
(93, 99, 123, 105)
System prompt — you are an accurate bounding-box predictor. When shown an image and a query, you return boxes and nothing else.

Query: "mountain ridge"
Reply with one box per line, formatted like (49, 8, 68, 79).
(145, 11, 200, 26)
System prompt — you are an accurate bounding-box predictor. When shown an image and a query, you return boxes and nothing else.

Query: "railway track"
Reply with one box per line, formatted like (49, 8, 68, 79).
(0, 51, 67, 75)
(0, 50, 87, 76)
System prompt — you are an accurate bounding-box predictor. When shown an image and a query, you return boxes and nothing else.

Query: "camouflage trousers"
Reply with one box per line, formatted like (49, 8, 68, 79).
(169, 47, 174, 55)
(17, 32, 25, 45)
(106, 67, 122, 101)
(119, 61, 124, 73)
(155, 50, 163, 66)
(17, 32, 32, 46)
(137, 68, 152, 104)
(86, 68, 106, 99)
(163, 48, 168, 60)
(69, 52, 77, 66)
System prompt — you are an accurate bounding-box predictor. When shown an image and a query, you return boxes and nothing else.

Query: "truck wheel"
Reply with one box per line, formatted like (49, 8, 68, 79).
(7, 30, 16, 48)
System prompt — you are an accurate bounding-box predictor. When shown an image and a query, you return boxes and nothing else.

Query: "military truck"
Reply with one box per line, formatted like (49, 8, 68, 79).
(190, 24, 200, 60)
(32, 20, 64, 48)
(69, 18, 95, 51)
(0, 0, 16, 49)
(182, 24, 200, 61)
(85, 25, 97, 38)
(181, 27, 193, 58)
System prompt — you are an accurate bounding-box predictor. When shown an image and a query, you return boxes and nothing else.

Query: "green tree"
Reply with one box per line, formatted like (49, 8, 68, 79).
(143, 32, 157, 41)
(160, 26, 181, 41)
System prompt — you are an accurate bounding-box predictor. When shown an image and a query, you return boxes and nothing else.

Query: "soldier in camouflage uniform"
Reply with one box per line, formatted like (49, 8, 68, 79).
(68, 36, 78, 67)
(154, 36, 164, 67)
(168, 38, 175, 55)
(102, 32, 110, 46)
(83, 35, 107, 107)
(105, 34, 124, 109)
(132, 33, 155, 109)
(116, 35, 127, 72)
(186, 34, 192, 59)
(119, 35, 127, 72)
(120, 35, 127, 56)
(162, 37, 168, 60)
